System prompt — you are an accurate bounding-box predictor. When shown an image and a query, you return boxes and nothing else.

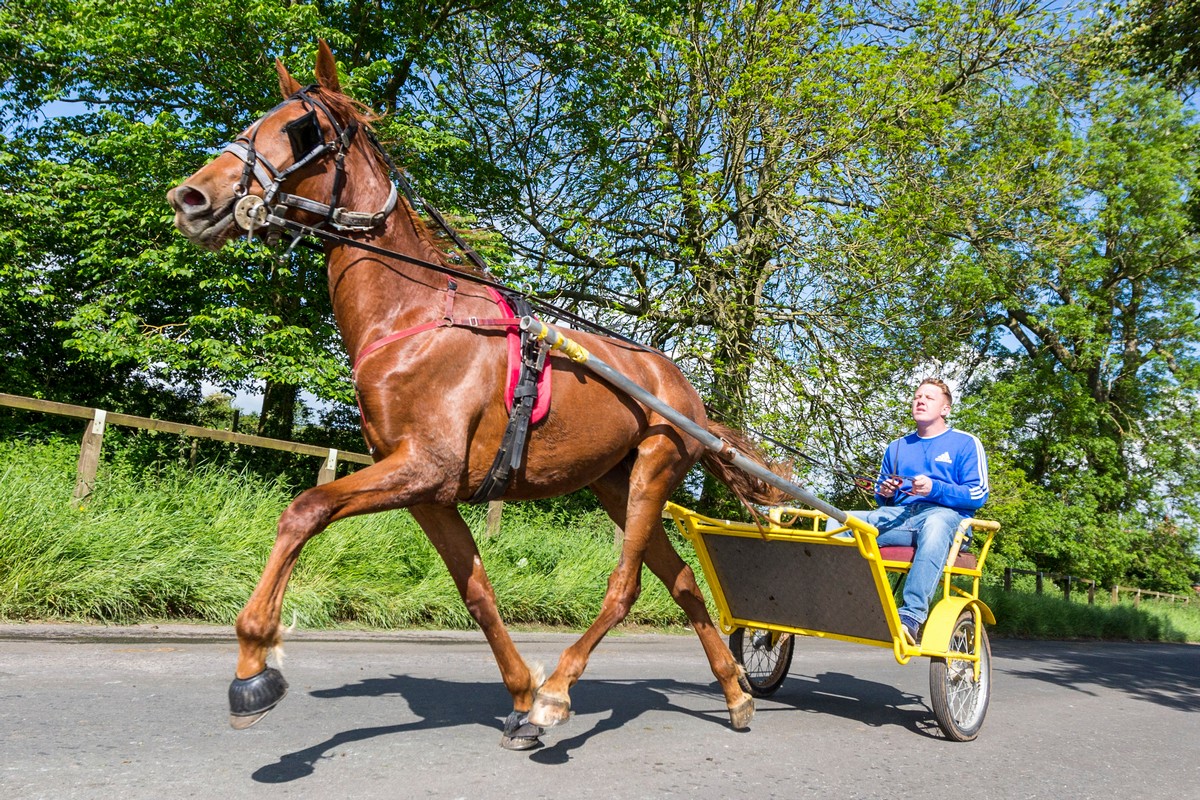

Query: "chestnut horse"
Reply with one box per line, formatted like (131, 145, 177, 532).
(168, 41, 787, 749)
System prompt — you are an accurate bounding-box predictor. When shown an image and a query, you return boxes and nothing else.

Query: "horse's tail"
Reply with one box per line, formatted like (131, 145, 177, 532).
(699, 421, 795, 508)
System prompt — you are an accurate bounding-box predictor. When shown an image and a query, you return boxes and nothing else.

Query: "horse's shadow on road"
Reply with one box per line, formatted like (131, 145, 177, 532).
(251, 669, 934, 783)
(251, 673, 722, 782)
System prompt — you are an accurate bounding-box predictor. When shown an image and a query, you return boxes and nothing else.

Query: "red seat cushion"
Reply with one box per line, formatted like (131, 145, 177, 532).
(879, 546, 977, 570)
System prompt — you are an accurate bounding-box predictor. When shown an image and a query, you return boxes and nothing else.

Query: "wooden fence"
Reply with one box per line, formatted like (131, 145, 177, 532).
(1, 391, 377, 499)
(1004, 567, 1097, 604)
(0, 392, 523, 534)
(1111, 585, 1194, 606)
(1003, 565, 1196, 606)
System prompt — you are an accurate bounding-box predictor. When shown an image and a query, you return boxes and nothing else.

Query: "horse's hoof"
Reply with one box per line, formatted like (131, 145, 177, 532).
(229, 667, 288, 729)
(499, 711, 544, 751)
(729, 695, 755, 730)
(526, 692, 571, 729)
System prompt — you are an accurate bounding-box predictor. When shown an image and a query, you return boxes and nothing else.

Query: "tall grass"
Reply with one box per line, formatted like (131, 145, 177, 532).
(0, 438, 703, 629)
(982, 585, 1200, 643)
(3, 438, 1197, 642)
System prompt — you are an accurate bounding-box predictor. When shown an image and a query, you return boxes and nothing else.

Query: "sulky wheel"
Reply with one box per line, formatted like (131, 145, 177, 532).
(729, 626, 794, 697)
(929, 608, 992, 741)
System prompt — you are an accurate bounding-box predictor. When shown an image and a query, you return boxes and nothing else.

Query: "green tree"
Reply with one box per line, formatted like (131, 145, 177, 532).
(1095, 0, 1200, 89)
(947, 76, 1200, 590)
(0, 0, 536, 436)
(435, 0, 1062, 439)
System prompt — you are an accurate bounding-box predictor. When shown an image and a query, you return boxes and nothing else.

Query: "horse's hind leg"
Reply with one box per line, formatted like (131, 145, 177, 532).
(528, 442, 696, 730)
(641, 525, 754, 728)
(408, 504, 544, 750)
(586, 474, 754, 729)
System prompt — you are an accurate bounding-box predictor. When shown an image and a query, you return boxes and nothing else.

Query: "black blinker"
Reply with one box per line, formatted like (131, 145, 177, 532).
(284, 110, 323, 161)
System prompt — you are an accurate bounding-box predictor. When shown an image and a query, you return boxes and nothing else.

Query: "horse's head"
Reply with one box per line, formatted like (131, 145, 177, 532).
(169, 40, 390, 250)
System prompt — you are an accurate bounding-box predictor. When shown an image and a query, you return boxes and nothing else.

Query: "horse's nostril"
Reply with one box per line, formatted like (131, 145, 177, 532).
(179, 187, 207, 208)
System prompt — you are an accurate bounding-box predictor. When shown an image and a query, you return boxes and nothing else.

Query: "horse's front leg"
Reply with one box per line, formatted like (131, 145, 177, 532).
(229, 456, 420, 729)
(229, 486, 335, 728)
(409, 504, 545, 750)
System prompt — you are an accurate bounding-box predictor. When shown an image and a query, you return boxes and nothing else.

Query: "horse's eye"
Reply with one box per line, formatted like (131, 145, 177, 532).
(284, 110, 323, 161)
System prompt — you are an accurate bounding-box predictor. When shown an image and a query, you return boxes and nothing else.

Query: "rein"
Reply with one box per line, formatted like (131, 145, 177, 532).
(260, 206, 649, 351)
(220, 85, 646, 351)
(226, 88, 888, 498)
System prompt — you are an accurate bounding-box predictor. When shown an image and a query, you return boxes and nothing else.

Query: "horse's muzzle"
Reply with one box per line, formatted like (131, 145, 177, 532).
(168, 184, 239, 250)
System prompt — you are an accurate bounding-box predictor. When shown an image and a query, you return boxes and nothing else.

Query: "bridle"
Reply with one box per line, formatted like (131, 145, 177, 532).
(221, 85, 397, 240)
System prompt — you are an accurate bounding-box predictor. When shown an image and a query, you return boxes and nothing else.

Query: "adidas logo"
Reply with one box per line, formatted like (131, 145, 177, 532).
(935, 451, 953, 464)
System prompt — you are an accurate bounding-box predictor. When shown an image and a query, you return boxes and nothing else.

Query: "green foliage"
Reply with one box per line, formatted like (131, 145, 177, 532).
(1, 0, 1199, 593)
(982, 586, 1200, 643)
(3, 438, 1196, 643)
(1093, 0, 1200, 89)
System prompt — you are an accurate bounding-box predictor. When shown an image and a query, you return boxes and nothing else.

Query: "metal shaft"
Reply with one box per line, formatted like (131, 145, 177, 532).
(520, 317, 849, 524)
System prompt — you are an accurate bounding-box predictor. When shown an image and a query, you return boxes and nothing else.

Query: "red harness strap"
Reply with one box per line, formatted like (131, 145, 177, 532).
(351, 277, 521, 380)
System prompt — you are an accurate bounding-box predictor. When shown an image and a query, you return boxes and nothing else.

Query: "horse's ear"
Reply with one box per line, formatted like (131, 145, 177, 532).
(315, 39, 341, 93)
(276, 58, 302, 98)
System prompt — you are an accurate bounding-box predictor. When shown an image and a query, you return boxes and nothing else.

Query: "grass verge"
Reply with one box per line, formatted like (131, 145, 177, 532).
(2, 438, 1197, 643)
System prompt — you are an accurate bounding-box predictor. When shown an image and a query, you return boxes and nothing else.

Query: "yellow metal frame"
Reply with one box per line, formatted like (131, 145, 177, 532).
(664, 502, 999, 669)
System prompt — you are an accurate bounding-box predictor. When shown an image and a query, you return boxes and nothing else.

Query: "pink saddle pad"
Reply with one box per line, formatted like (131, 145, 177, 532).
(487, 288, 552, 424)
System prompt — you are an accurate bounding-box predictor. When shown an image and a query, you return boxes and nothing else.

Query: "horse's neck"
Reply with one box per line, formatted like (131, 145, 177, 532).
(322, 154, 465, 361)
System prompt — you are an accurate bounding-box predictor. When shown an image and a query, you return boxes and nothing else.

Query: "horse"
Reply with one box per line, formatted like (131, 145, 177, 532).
(168, 40, 789, 750)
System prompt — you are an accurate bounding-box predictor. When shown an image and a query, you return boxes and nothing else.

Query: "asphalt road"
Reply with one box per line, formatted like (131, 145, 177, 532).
(1, 623, 1196, 799)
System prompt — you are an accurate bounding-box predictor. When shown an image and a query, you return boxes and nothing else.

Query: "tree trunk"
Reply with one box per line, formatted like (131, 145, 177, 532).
(258, 380, 298, 441)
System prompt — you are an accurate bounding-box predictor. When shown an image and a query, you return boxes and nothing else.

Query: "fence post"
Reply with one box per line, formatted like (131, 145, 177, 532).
(1004, 568, 1012, 591)
(317, 448, 339, 485)
(1036, 571, 1044, 594)
(72, 409, 107, 506)
(1112, 585, 1119, 603)
(485, 501, 504, 537)
(1064, 575, 1072, 603)
(1088, 581, 1095, 605)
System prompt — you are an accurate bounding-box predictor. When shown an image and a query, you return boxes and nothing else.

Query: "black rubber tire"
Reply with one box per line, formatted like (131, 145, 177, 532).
(729, 626, 794, 697)
(929, 609, 992, 741)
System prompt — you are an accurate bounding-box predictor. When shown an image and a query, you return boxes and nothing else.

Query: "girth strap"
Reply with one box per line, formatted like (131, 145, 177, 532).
(467, 291, 546, 504)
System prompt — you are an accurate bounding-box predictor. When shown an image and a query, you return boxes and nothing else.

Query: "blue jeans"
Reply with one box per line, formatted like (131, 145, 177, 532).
(857, 503, 966, 624)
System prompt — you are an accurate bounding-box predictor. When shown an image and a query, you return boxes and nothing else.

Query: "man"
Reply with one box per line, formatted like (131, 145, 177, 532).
(857, 378, 989, 646)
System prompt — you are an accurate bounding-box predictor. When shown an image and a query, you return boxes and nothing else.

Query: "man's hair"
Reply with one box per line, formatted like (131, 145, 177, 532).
(918, 377, 953, 405)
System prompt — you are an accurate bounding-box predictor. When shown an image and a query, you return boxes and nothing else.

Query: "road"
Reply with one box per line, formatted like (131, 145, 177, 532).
(1, 623, 1197, 799)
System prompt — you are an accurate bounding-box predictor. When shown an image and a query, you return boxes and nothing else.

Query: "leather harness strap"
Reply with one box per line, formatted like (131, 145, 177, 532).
(352, 277, 548, 502)
(351, 279, 462, 378)
(466, 292, 545, 504)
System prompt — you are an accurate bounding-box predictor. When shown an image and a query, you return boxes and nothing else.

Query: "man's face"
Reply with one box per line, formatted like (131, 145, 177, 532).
(911, 382, 951, 426)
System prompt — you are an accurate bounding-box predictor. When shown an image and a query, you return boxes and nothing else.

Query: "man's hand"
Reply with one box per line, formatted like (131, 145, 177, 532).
(878, 476, 903, 498)
(910, 474, 932, 496)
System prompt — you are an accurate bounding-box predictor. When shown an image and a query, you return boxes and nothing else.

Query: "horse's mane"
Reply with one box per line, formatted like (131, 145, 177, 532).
(308, 86, 490, 279)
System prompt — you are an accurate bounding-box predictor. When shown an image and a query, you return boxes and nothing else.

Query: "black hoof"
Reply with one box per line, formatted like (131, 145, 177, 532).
(229, 667, 288, 730)
(499, 710, 544, 751)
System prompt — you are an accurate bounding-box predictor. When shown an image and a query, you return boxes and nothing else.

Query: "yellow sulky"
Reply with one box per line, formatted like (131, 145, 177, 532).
(664, 501, 1001, 741)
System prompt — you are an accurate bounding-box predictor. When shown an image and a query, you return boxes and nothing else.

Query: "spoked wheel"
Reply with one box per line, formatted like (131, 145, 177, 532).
(929, 609, 992, 741)
(729, 626, 795, 697)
